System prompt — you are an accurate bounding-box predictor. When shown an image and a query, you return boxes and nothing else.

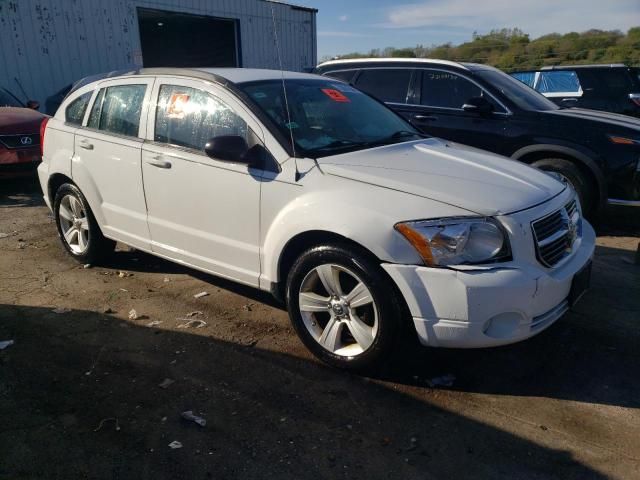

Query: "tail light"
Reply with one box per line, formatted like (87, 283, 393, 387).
(39, 117, 49, 158)
(630, 93, 640, 107)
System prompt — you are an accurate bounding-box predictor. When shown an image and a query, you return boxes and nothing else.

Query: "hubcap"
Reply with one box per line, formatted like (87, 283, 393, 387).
(298, 263, 378, 357)
(58, 194, 89, 254)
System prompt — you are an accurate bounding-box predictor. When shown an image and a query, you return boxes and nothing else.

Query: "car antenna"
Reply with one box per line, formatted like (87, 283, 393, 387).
(270, 3, 301, 181)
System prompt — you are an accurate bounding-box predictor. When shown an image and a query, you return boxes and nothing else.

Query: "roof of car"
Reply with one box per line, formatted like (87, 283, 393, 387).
(511, 64, 629, 73)
(105, 67, 321, 85)
(193, 67, 322, 83)
(540, 64, 628, 70)
(69, 68, 323, 98)
(315, 58, 499, 72)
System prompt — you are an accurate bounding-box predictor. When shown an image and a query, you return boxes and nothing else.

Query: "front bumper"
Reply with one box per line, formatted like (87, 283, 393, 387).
(383, 203, 596, 348)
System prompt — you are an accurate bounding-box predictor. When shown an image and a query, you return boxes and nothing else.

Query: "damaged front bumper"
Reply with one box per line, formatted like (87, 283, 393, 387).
(382, 220, 596, 348)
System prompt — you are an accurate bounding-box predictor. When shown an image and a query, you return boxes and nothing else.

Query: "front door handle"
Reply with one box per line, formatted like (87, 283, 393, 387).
(413, 114, 437, 121)
(79, 140, 94, 150)
(146, 157, 172, 169)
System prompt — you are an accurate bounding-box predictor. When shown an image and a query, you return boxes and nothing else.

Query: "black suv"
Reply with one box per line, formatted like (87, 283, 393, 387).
(314, 59, 640, 214)
(511, 64, 640, 117)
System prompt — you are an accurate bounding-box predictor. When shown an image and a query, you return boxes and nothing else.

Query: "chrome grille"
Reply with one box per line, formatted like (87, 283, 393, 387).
(532, 199, 581, 268)
(566, 199, 578, 219)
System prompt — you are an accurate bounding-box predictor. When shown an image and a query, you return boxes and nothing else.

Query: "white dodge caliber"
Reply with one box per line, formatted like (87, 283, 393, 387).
(38, 68, 595, 369)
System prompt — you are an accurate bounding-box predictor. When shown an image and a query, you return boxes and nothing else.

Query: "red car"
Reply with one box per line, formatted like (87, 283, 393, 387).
(0, 87, 45, 178)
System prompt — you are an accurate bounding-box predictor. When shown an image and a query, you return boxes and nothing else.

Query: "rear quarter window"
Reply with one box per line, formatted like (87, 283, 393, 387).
(65, 92, 92, 125)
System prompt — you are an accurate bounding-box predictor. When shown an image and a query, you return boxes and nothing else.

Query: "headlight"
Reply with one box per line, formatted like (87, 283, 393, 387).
(395, 218, 510, 267)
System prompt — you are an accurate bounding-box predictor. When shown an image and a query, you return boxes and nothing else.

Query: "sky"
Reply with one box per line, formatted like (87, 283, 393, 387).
(291, 0, 640, 59)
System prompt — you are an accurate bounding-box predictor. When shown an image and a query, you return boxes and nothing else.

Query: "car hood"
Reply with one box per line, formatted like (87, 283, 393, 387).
(543, 107, 640, 131)
(0, 107, 45, 134)
(317, 138, 565, 216)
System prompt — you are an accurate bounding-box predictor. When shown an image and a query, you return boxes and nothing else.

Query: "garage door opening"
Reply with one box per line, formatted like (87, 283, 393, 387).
(137, 8, 240, 68)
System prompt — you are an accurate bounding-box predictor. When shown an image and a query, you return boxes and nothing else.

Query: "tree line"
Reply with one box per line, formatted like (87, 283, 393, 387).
(327, 27, 640, 71)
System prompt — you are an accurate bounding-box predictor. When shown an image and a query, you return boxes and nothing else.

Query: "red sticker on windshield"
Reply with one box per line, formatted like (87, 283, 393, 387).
(321, 88, 350, 102)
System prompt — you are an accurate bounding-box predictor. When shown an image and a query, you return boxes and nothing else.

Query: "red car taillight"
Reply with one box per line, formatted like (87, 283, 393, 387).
(630, 93, 640, 107)
(39, 117, 49, 157)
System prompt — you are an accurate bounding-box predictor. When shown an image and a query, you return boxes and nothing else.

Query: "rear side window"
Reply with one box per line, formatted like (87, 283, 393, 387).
(65, 92, 92, 125)
(89, 85, 146, 137)
(354, 69, 411, 103)
(324, 70, 357, 83)
(154, 84, 248, 152)
(537, 71, 581, 94)
(421, 70, 482, 108)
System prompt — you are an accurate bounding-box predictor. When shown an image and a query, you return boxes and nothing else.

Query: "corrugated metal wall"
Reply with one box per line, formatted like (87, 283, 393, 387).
(0, 0, 316, 108)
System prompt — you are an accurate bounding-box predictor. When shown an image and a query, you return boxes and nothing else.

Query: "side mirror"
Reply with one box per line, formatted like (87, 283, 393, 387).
(26, 100, 40, 110)
(204, 135, 250, 164)
(462, 97, 493, 115)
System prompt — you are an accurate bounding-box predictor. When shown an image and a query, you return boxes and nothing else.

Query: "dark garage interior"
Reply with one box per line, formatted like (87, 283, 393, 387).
(137, 7, 240, 68)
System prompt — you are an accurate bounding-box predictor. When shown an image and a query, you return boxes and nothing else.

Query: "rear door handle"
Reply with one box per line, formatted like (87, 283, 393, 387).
(413, 114, 437, 121)
(146, 156, 172, 169)
(78, 140, 94, 150)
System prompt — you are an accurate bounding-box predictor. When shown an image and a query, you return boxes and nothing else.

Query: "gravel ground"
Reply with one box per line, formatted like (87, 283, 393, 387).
(1, 177, 639, 479)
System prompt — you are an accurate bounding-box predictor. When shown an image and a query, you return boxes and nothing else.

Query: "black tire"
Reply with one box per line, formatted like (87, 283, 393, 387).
(532, 158, 596, 215)
(53, 183, 115, 264)
(286, 244, 404, 371)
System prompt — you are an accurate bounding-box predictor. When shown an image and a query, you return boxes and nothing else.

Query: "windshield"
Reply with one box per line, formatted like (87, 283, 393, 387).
(238, 79, 422, 158)
(476, 70, 559, 111)
(0, 88, 23, 108)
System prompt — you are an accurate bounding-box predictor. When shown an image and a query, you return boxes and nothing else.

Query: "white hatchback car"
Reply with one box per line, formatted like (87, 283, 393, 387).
(39, 68, 595, 369)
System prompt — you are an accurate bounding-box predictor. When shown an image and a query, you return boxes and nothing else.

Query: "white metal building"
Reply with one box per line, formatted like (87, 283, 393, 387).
(0, 0, 317, 112)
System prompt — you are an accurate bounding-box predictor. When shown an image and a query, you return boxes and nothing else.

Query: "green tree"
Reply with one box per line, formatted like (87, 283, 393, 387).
(330, 27, 640, 70)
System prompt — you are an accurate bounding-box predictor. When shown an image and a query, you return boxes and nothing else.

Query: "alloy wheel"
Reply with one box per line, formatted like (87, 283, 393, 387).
(58, 194, 89, 254)
(298, 263, 379, 357)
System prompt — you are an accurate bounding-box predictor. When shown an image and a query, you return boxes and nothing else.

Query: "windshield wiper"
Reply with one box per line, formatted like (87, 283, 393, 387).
(391, 130, 425, 139)
(364, 130, 425, 148)
(305, 131, 425, 158)
(306, 140, 367, 156)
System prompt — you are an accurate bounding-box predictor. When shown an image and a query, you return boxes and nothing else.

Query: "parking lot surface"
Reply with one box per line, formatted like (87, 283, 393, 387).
(1, 178, 639, 479)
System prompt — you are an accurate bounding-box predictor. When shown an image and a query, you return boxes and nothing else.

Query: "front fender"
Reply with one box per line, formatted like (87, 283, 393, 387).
(259, 176, 471, 287)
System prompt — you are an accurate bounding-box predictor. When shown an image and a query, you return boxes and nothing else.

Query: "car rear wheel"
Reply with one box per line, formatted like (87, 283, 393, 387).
(532, 158, 595, 215)
(286, 244, 403, 371)
(54, 183, 115, 264)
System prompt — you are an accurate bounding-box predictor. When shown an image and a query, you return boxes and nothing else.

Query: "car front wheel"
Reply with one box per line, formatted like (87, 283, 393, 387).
(286, 244, 404, 370)
(533, 158, 595, 216)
